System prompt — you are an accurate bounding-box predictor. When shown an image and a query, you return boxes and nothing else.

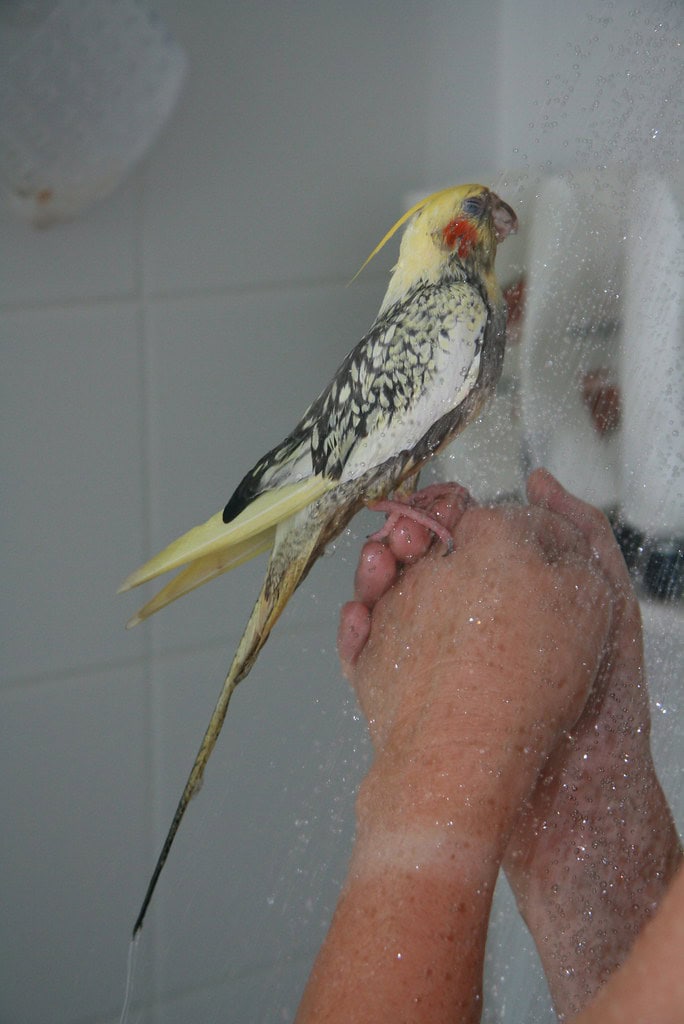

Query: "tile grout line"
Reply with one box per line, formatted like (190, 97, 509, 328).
(0, 269, 387, 316)
(133, 165, 162, 1004)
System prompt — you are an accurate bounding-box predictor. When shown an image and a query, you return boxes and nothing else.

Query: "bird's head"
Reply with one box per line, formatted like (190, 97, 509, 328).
(364, 184, 518, 315)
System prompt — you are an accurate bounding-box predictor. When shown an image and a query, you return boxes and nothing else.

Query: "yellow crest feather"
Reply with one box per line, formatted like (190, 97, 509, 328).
(349, 185, 466, 284)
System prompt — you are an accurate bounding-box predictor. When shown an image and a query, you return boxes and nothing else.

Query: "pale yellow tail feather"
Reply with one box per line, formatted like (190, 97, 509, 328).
(132, 520, 324, 936)
(125, 528, 276, 628)
(119, 476, 329, 593)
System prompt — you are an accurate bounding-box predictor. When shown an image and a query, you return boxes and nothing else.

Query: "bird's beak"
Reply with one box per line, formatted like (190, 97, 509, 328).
(489, 193, 518, 243)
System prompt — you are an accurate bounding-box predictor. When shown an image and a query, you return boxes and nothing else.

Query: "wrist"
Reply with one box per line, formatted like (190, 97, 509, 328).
(354, 738, 549, 878)
(357, 674, 568, 852)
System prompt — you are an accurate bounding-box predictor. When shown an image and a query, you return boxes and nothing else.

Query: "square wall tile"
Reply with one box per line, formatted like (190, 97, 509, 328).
(136, 279, 381, 654)
(151, 953, 315, 1024)
(1, 303, 147, 682)
(142, 2, 428, 292)
(0, 174, 140, 306)
(143, 628, 367, 1000)
(0, 664, 151, 1024)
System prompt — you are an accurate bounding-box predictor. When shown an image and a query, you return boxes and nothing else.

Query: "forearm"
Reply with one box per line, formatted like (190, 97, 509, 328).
(297, 656, 582, 1024)
(569, 863, 684, 1024)
(503, 471, 684, 1017)
(311, 488, 619, 1022)
(504, 732, 682, 1019)
(324, 472, 679, 1023)
(296, 815, 499, 1024)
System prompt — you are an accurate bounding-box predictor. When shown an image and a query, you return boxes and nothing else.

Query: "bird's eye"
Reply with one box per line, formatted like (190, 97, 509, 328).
(462, 195, 485, 217)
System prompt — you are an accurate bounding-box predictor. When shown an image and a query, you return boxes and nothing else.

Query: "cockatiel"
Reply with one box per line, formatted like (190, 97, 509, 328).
(121, 183, 518, 935)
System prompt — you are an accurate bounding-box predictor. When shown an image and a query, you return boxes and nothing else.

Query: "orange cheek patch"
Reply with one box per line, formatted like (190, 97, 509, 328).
(442, 218, 478, 259)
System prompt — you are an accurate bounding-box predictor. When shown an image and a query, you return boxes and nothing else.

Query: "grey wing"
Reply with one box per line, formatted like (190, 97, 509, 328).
(223, 280, 488, 522)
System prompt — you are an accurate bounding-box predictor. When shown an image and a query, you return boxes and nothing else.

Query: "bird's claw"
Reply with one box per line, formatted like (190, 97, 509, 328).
(368, 481, 470, 552)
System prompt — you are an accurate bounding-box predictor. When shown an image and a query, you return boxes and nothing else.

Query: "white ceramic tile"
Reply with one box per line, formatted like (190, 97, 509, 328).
(0, 173, 140, 306)
(144, 630, 367, 998)
(1, 303, 147, 682)
(103, 1007, 152, 1024)
(424, 0, 501, 184)
(0, 664, 152, 1024)
(142, 2, 428, 293)
(137, 279, 382, 653)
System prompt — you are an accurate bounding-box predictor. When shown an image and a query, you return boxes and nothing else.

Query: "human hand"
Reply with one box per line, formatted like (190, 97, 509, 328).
(339, 470, 680, 1018)
(339, 477, 614, 851)
(502, 471, 681, 1017)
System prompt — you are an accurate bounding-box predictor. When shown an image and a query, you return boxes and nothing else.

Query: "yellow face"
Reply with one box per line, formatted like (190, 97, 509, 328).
(411, 184, 517, 265)
(374, 184, 517, 314)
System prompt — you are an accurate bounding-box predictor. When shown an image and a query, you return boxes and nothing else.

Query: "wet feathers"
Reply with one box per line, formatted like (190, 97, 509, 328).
(120, 183, 518, 934)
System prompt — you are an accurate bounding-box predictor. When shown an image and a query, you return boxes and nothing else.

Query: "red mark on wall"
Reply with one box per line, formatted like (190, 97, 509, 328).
(442, 218, 478, 259)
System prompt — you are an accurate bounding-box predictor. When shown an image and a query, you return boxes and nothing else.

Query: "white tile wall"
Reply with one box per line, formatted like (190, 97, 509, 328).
(142, 2, 430, 294)
(0, 176, 141, 306)
(2, 303, 148, 683)
(0, 4, 434, 1022)
(0, 664, 152, 1024)
(150, 633, 366, 1003)
(2, 2, 681, 1023)
(150, 952, 315, 1024)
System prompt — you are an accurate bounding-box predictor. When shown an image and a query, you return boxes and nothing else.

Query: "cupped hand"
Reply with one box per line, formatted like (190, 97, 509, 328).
(339, 475, 615, 847)
(504, 470, 681, 1017)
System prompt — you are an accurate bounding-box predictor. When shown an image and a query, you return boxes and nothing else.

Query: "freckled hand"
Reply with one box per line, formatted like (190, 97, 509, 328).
(119, 183, 518, 935)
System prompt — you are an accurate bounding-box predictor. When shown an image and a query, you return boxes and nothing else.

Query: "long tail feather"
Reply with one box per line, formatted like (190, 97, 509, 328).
(125, 528, 276, 628)
(132, 520, 324, 937)
(119, 477, 329, 593)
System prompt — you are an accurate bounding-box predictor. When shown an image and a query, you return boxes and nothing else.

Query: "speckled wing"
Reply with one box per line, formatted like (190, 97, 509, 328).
(224, 277, 491, 521)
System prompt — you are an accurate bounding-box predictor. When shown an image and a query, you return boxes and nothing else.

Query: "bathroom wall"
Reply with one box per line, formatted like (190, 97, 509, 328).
(0, 4, 495, 1022)
(1, 2, 680, 1023)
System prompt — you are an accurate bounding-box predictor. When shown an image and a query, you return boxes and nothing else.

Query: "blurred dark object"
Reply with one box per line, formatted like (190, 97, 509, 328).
(643, 548, 684, 602)
(609, 513, 683, 602)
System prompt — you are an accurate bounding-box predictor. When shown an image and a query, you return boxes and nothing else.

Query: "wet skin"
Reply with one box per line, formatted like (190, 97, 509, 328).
(296, 469, 681, 1024)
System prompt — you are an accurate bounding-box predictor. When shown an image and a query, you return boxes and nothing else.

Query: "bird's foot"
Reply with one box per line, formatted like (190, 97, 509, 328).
(368, 483, 470, 554)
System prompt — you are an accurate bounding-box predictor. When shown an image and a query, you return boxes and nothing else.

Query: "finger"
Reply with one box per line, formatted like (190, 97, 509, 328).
(528, 504, 593, 565)
(429, 486, 474, 531)
(337, 601, 372, 675)
(527, 469, 630, 589)
(387, 518, 433, 562)
(388, 483, 473, 563)
(354, 540, 399, 606)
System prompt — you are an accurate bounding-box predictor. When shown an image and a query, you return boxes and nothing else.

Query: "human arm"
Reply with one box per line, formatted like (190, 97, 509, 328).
(296, 475, 620, 1023)
(501, 471, 681, 1017)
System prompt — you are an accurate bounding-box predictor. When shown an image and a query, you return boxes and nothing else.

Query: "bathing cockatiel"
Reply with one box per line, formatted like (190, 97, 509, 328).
(120, 183, 518, 935)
